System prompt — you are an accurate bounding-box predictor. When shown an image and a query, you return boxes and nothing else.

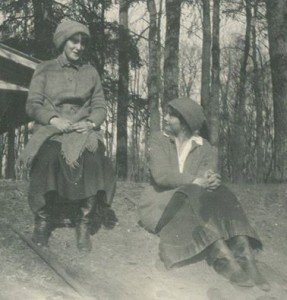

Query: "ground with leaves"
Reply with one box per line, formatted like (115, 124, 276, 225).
(0, 180, 287, 300)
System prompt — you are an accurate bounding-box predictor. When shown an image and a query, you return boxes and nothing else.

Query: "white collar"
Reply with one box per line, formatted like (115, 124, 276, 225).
(163, 132, 203, 146)
(189, 135, 203, 145)
(175, 136, 202, 173)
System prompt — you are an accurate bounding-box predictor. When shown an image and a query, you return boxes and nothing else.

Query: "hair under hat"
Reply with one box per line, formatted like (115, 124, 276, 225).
(168, 97, 206, 133)
(53, 20, 90, 50)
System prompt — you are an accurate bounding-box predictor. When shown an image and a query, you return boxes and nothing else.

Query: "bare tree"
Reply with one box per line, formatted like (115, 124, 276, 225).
(210, 0, 220, 146)
(116, 0, 130, 179)
(266, 0, 287, 181)
(252, 0, 264, 182)
(200, 0, 211, 114)
(163, 0, 182, 105)
(6, 125, 15, 179)
(179, 45, 200, 98)
(32, 0, 54, 59)
(230, 0, 252, 182)
(147, 0, 162, 132)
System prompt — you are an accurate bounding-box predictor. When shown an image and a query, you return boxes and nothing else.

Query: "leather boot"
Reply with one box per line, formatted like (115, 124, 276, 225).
(95, 192, 118, 231)
(32, 207, 52, 247)
(76, 217, 92, 252)
(75, 197, 95, 253)
(229, 236, 270, 291)
(207, 239, 254, 287)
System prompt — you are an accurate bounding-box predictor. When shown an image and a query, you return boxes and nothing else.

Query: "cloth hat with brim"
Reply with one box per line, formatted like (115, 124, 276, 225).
(53, 20, 90, 50)
(168, 97, 206, 133)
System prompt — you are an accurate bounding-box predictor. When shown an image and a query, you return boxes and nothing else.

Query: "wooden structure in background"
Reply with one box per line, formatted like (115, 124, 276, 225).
(0, 43, 40, 132)
(0, 43, 39, 178)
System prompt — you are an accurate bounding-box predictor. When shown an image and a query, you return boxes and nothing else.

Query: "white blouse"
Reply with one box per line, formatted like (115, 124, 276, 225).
(175, 136, 203, 173)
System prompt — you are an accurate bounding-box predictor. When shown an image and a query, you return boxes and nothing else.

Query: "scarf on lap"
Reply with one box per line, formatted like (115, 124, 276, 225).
(18, 125, 103, 169)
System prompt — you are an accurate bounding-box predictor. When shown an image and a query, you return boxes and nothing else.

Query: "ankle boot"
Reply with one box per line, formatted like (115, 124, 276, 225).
(75, 197, 96, 252)
(76, 217, 92, 252)
(32, 207, 52, 247)
(229, 236, 270, 291)
(93, 191, 118, 231)
(207, 239, 254, 287)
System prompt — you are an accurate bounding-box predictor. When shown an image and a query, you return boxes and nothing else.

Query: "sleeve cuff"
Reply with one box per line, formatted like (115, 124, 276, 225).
(48, 115, 59, 125)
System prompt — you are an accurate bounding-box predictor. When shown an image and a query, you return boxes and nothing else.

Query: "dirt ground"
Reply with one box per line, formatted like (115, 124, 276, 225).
(0, 180, 287, 300)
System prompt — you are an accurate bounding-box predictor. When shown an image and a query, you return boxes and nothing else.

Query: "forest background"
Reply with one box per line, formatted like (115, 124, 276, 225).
(0, 0, 286, 185)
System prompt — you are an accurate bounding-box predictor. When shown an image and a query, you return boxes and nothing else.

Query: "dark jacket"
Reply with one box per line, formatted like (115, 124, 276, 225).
(138, 131, 218, 232)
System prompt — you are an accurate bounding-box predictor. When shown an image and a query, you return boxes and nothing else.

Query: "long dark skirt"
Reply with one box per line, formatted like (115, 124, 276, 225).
(156, 184, 262, 269)
(28, 140, 116, 215)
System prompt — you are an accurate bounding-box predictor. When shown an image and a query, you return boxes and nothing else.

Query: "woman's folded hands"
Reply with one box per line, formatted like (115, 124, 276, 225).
(49, 117, 72, 132)
(69, 121, 94, 134)
(49, 118, 94, 134)
(193, 169, 221, 191)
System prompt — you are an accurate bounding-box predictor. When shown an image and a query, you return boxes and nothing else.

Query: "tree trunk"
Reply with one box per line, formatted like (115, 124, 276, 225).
(157, 0, 164, 113)
(131, 107, 136, 181)
(266, 0, 287, 181)
(163, 0, 182, 105)
(219, 53, 232, 179)
(32, 0, 54, 59)
(147, 0, 161, 133)
(6, 125, 15, 179)
(24, 124, 29, 146)
(200, 0, 211, 114)
(230, 0, 252, 182)
(252, 1, 264, 182)
(22, 124, 30, 180)
(99, 0, 107, 75)
(0, 135, 3, 179)
(210, 0, 221, 146)
(116, 0, 129, 180)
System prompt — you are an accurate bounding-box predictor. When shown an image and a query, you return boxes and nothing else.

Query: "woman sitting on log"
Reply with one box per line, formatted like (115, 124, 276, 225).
(20, 20, 117, 252)
(138, 97, 270, 290)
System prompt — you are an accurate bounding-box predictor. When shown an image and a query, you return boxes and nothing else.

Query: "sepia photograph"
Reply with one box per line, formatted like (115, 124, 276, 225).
(0, 0, 286, 299)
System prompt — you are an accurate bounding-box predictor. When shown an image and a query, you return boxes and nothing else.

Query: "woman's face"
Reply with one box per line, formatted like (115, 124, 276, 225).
(63, 33, 87, 62)
(164, 110, 182, 135)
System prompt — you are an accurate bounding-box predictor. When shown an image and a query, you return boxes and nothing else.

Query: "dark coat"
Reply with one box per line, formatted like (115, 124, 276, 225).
(138, 131, 218, 232)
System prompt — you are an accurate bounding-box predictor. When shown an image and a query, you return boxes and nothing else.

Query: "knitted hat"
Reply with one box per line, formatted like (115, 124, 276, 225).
(168, 97, 206, 133)
(53, 20, 90, 50)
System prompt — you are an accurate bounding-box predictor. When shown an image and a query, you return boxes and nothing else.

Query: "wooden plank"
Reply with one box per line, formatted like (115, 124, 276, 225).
(0, 57, 35, 88)
(0, 43, 39, 70)
(0, 80, 28, 91)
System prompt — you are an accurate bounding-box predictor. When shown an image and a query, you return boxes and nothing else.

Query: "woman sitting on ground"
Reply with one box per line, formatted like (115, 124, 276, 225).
(21, 20, 117, 252)
(138, 97, 270, 290)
